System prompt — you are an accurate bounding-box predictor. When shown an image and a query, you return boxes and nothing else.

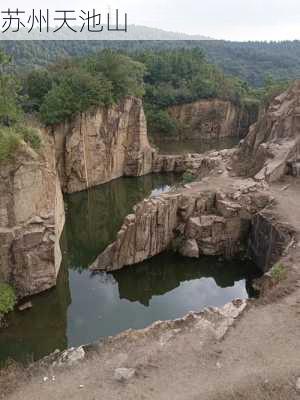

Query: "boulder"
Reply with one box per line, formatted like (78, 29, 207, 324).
(114, 368, 136, 382)
(179, 239, 199, 258)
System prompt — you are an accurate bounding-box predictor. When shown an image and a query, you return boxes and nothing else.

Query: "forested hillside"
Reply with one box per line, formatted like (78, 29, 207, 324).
(0, 46, 290, 140)
(1, 40, 300, 86)
(20, 48, 255, 130)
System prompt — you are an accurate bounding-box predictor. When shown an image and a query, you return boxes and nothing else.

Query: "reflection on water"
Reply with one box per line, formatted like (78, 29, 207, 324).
(0, 170, 260, 366)
(67, 253, 260, 347)
(152, 137, 239, 155)
(114, 253, 258, 306)
(0, 254, 71, 365)
(63, 174, 182, 270)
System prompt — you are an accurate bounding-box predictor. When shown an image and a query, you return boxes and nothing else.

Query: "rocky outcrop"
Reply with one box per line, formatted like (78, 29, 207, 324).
(234, 81, 300, 182)
(248, 210, 294, 272)
(53, 97, 154, 193)
(90, 179, 271, 272)
(152, 152, 221, 174)
(0, 133, 65, 298)
(152, 99, 257, 141)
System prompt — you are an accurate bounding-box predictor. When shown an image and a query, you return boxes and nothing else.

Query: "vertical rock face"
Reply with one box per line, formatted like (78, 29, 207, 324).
(54, 97, 154, 193)
(0, 133, 65, 298)
(154, 99, 257, 141)
(248, 211, 292, 272)
(235, 81, 300, 182)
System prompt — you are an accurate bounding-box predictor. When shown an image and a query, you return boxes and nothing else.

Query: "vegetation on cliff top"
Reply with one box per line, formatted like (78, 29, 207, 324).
(25, 50, 146, 125)
(0, 50, 41, 161)
(135, 49, 260, 136)
(22, 48, 258, 128)
(0, 46, 292, 138)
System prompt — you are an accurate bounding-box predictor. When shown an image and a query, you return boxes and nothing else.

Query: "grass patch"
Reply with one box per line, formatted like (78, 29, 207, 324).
(270, 262, 288, 283)
(17, 126, 41, 151)
(0, 126, 41, 162)
(0, 128, 21, 162)
(0, 283, 16, 318)
(182, 170, 197, 184)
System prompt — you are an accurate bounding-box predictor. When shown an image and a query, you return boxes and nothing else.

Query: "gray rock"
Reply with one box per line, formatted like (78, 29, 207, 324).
(54, 346, 85, 367)
(18, 301, 33, 312)
(179, 239, 199, 258)
(114, 368, 136, 382)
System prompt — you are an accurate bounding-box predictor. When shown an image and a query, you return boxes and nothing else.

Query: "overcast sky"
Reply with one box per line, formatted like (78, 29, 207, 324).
(3, 0, 300, 41)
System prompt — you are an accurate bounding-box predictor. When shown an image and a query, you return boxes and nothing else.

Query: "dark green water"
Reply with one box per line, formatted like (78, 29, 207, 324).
(0, 173, 260, 366)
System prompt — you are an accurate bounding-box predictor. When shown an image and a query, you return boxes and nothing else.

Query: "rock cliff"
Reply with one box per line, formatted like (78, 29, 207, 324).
(234, 81, 300, 182)
(248, 210, 293, 272)
(90, 178, 271, 272)
(53, 97, 154, 193)
(152, 99, 257, 141)
(0, 133, 65, 298)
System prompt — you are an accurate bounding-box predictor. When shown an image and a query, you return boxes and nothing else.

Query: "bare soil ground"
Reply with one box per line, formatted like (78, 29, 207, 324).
(1, 177, 300, 400)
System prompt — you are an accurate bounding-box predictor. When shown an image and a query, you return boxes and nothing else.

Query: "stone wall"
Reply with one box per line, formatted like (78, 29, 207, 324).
(0, 133, 65, 298)
(53, 97, 154, 193)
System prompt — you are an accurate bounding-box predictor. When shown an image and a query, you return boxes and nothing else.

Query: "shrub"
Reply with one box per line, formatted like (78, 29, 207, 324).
(0, 125, 41, 162)
(0, 127, 21, 161)
(182, 170, 196, 184)
(270, 262, 288, 283)
(17, 126, 41, 150)
(146, 109, 178, 137)
(0, 283, 16, 317)
(22, 69, 53, 112)
(40, 71, 113, 125)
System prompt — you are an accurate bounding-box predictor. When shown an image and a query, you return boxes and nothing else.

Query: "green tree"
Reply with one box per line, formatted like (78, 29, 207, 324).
(0, 50, 22, 125)
(85, 50, 146, 100)
(146, 108, 177, 137)
(22, 69, 53, 112)
(40, 70, 112, 125)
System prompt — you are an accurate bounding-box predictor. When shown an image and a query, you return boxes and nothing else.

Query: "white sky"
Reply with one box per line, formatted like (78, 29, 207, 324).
(3, 0, 300, 41)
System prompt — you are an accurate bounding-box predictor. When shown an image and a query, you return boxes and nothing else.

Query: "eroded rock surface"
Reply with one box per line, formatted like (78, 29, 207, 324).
(234, 80, 300, 182)
(152, 152, 221, 174)
(53, 97, 154, 193)
(153, 99, 257, 140)
(0, 133, 65, 298)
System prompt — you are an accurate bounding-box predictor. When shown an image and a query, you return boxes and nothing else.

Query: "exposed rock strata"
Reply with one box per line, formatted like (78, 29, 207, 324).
(248, 210, 294, 272)
(90, 179, 271, 272)
(0, 134, 65, 298)
(234, 81, 300, 182)
(152, 152, 221, 174)
(53, 97, 154, 193)
(153, 99, 257, 141)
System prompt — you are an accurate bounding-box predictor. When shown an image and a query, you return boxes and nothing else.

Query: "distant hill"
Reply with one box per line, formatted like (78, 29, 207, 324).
(0, 24, 213, 41)
(1, 29, 300, 86)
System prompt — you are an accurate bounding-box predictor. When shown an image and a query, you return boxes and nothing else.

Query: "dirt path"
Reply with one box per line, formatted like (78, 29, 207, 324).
(2, 178, 300, 400)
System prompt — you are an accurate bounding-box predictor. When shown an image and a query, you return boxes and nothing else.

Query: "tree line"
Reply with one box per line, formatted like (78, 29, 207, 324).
(0, 46, 291, 156)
